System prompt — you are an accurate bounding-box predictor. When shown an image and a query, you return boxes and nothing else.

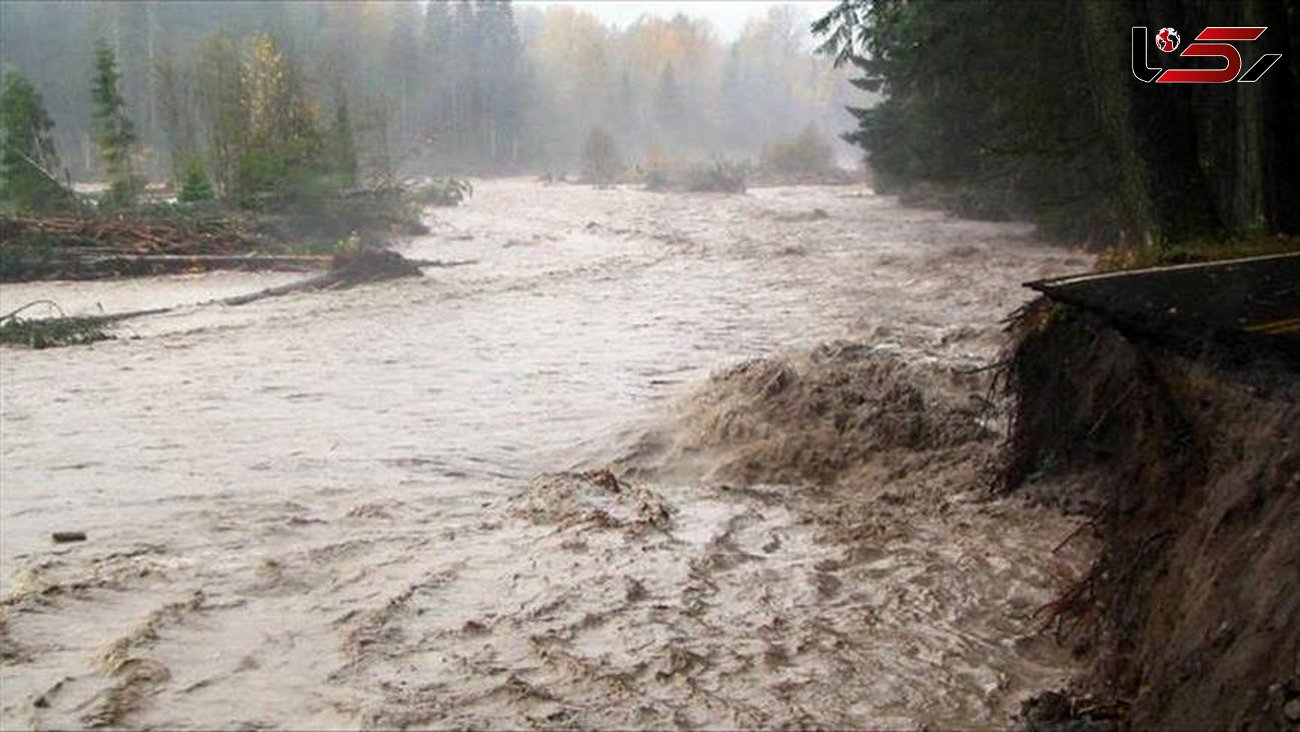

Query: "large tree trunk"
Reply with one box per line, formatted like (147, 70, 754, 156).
(1076, 0, 1160, 245)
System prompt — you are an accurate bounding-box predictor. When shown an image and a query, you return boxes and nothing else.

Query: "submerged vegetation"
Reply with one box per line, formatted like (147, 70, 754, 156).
(0, 316, 109, 349)
(0, 306, 109, 348)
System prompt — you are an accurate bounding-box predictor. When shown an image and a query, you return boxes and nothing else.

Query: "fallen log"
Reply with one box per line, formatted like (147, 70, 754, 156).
(408, 258, 479, 268)
(80, 253, 331, 272)
(2, 250, 437, 348)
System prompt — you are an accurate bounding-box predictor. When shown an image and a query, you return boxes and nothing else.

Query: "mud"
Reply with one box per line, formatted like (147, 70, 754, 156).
(2, 180, 1093, 728)
(1001, 305, 1300, 729)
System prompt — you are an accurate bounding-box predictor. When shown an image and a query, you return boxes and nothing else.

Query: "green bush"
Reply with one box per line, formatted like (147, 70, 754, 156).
(177, 157, 215, 202)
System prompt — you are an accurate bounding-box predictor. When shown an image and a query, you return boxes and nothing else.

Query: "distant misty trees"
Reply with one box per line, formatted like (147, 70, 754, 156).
(0, 1, 852, 183)
(421, 0, 525, 171)
(580, 127, 621, 185)
(524, 5, 850, 171)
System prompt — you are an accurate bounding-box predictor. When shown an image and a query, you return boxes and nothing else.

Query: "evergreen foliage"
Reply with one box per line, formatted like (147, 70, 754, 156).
(328, 93, 359, 189)
(90, 41, 140, 209)
(0, 71, 70, 211)
(813, 0, 1300, 245)
(177, 156, 214, 202)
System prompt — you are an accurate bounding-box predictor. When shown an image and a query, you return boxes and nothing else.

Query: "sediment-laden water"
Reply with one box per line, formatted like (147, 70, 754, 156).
(1, 180, 1095, 729)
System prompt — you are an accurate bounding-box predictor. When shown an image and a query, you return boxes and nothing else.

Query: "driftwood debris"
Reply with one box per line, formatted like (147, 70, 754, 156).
(2, 250, 469, 348)
(1, 211, 279, 282)
(2, 214, 262, 255)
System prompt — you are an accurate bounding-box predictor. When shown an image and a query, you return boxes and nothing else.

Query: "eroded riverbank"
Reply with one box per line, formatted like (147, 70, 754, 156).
(2, 180, 1094, 728)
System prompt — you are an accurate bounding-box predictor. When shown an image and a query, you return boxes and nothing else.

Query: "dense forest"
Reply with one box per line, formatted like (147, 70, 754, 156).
(0, 0, 854, 187)
(814, 0, 1300, 248)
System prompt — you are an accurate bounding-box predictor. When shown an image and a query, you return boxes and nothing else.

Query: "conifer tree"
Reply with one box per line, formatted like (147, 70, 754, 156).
(91, 41, 140, 208)
(177, 155, 214, 202)
(0, 71, 70, 210)
(330, 91, 359, 188)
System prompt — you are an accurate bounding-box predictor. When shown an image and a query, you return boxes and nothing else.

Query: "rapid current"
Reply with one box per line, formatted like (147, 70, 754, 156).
(1, 180, 1096, 728)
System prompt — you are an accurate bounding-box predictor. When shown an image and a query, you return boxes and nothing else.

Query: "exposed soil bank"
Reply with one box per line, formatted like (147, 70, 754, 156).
(1002, 302, 1300, 729)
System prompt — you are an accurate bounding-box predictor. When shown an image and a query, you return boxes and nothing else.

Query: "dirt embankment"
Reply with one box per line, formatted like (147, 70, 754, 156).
(1001, 302, 1300, 729)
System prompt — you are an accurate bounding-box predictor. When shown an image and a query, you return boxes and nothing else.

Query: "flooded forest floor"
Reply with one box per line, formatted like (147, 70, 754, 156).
(1, 180, 1100, 728)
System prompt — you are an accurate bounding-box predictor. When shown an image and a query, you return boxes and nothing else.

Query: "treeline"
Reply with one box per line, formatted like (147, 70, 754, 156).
(2, 33, 359, 210)
(521, 5, 852, 171)
(0, 1, 852, 186)
(815, 0, 1300, 246)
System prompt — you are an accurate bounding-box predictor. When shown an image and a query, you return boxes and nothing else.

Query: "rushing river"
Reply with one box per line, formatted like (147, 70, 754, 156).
(1, 180, 1095, 728)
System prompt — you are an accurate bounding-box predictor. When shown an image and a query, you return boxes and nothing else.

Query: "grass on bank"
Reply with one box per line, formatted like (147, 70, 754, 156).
(1095, 232, 1300, 272)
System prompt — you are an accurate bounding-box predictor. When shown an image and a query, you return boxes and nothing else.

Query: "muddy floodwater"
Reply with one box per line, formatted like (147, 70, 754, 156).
(1, 181, 1096, 729)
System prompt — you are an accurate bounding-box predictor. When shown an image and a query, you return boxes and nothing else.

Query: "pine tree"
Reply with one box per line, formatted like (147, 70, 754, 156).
(91, 41, 140, 208)
(421, 1, 454, 165)
(177, 155, 214, 202)
(449, 1, 477, 166)
(652, 64, 684, 145)
(0, 71, 71, 211)
(330, 90, 359, 188)
(475, 0, 524, 168)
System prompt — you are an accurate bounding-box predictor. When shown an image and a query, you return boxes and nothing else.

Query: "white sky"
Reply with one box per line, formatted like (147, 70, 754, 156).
(516, 1, 838, 40)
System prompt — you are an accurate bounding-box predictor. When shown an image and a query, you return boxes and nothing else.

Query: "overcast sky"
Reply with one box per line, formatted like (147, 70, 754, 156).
(516, 1, 838, 40)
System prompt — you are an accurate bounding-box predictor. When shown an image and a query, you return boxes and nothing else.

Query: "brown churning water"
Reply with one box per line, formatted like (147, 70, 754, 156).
(1, 180, 1095, 728)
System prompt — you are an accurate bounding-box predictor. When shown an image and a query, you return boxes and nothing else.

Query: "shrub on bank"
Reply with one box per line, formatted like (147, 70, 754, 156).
(761, 124, 834, 177)
(643, 157, 748, 194)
